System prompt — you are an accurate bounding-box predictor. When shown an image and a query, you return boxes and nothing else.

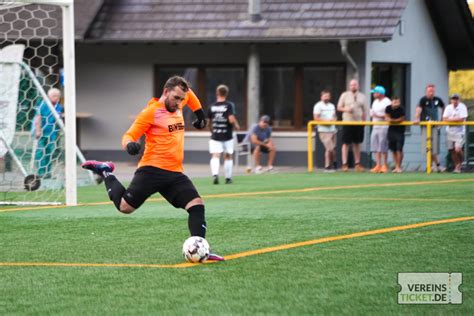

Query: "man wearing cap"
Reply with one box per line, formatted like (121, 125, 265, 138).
(250, 115, 276, 173)
(443, 94, 468, 173)
(370, 85, 391, 173)
(414, 84, 446, 172)
(337, 79, 368, 172)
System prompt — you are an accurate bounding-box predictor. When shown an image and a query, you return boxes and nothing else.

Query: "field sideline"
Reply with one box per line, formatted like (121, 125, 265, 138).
(0, 172, 473, 314)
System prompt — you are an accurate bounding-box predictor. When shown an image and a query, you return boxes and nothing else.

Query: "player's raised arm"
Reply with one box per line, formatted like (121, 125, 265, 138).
(121, 106, 154, 155)
(186, 89, 207, 129)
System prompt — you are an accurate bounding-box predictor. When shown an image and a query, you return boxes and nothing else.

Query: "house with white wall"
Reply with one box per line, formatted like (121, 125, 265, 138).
(72, 0, 474, 169)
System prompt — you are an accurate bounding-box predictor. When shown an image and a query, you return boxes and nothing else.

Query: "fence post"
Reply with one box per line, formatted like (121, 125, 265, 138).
(426, 122, 432, 174)
(307, 122, 314, 172)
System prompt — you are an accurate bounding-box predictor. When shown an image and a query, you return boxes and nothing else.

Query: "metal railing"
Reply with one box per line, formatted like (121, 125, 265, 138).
(307, 120, 474, 174)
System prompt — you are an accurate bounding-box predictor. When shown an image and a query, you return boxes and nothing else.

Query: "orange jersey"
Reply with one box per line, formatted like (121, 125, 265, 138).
(122, 89, 202, 173)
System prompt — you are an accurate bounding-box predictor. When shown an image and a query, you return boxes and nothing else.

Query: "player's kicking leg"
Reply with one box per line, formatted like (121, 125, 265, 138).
(83, 160, 224, 261)
(163, 171, 224, 261)
(184, 197, 224, 261)
(81, 160, 136, 214)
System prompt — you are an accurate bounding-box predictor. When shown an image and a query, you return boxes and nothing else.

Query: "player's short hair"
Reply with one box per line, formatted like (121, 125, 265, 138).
(320, 90, 331, 96)
(164, 76, 190, 92)
(216, 84, 229, 97)
(392, 96, 400, 101)
(426, 84, 435, 89)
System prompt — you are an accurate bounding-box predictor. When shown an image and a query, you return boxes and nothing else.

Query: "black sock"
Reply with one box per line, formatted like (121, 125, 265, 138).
(187, 205, 207, 238)
(103, 174, 125, 210)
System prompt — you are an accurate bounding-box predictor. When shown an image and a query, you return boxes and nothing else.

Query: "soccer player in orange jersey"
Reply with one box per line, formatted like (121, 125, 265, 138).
(82, 76, 224, 261)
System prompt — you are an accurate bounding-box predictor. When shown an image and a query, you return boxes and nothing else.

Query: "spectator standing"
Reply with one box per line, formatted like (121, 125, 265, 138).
(443, 94, 468, 173)
(414, 84, 446, 172)
(370, 86, 391, 173)
(313, 90, 337, 172)
(337, 79, 368, 172)
(33, 88, 63, 178)
(385, 97, 406, 173)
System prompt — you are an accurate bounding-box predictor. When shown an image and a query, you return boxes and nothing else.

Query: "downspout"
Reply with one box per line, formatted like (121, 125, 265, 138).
(340, 39, 359, 81)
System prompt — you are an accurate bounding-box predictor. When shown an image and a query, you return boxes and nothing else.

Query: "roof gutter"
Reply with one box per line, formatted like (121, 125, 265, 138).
(80, 35, 393, 44)
(340, 39, 358, 80)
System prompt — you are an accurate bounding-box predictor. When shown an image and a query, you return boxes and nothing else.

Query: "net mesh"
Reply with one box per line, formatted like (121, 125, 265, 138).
(0, 2, 93, 205)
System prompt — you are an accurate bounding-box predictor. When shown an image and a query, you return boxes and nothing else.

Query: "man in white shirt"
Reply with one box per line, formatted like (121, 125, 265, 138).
(370, 86, 391, 173)
(443, 94, 468, 173)
(313, 90, 337, 172)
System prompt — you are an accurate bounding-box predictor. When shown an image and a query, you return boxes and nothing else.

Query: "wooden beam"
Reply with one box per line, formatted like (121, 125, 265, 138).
(294, 66, 303, 129)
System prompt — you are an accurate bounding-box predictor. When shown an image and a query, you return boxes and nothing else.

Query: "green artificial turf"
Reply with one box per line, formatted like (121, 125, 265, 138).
(0, 172, 473, 315)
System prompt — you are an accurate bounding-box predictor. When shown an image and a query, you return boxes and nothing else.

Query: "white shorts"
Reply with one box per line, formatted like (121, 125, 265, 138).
(370, 128, 388, 152)
(209, 139, 234, 154)
(446, 131, 465, 150)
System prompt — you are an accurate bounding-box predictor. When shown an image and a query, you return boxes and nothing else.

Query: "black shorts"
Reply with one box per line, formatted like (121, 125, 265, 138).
(251, 144, 270, 154)
(342, 125, 364, 144)
(259, 145, 270, 154)
(124, 166, 200, 209)
(388, 131, 405, 152)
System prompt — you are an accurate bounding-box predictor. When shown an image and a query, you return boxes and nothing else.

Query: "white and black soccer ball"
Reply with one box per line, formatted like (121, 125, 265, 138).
(182, 236, 210, 263)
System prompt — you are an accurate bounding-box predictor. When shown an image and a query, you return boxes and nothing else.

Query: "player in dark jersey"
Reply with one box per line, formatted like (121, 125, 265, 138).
(385, 97, 406, 173)
(414, 84, 446, 172)
(208, 84, 240, 184)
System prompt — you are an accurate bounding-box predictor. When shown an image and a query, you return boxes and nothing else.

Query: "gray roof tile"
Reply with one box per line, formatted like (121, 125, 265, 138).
(83, 0, 408, 41)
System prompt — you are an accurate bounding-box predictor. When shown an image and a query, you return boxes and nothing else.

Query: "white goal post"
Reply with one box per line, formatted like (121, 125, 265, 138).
(1, 0, 78, 205)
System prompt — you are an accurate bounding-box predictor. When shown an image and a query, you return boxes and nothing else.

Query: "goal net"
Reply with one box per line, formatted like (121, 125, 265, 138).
(0, 1, 93, 206)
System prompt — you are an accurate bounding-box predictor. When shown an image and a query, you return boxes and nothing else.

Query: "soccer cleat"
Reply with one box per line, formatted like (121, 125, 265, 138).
(81, 160, 115, 176)
(213, 175, 219, 185)
(255, 166, 264, 174)
(341, 164, 349, 172)
(380, 165, 388, 173)
(208, 253, 225, 261)
(324, 166, 335, 173)
(370, 165, 381, 173)
(355, 164, 365, 172)
(225, 178, 233, 184)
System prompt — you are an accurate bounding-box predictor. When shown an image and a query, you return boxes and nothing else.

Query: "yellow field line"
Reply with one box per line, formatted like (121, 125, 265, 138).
(236, 196, 474, 203)
(0, 261, 196, 269)
(0, 215, 472, 269)
(202, 178, 474, 199)
(222, 216, 474, 261)
(1, 178, 473, 213)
